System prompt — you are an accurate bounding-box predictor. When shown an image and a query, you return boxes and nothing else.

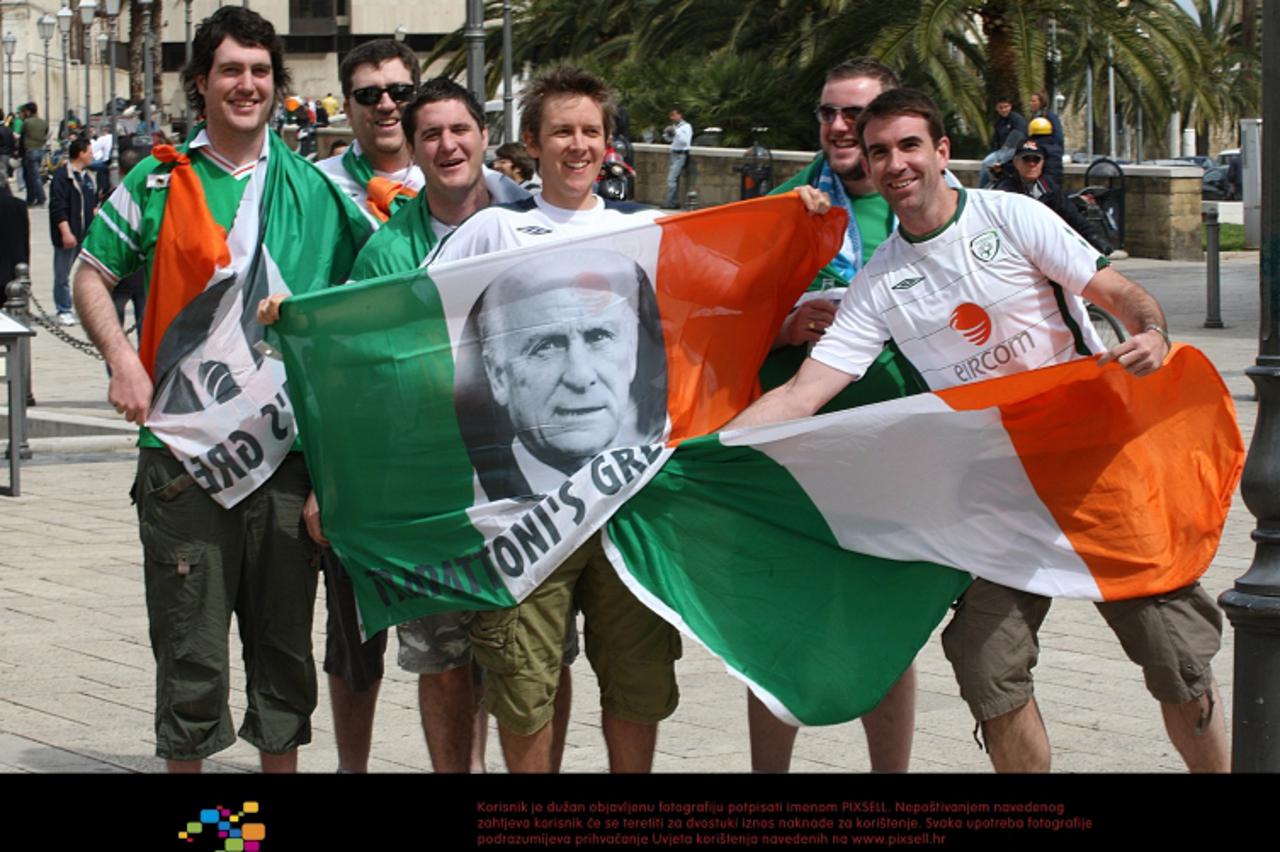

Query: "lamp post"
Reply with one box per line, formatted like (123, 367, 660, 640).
(184, 0, 193, 129)
(57, 5, 72, 137)
(2, 34, 15, 119)
(96, 31, 108, 118)
(464, 0, 485, 105)
(1220, 0, 1280, 773)
(139, 0, 153, 137)
(101, 0, 121, 187)
(80, 0, 97, 134)
(502, 0, 513, 143)
(38, 15, 55, 128)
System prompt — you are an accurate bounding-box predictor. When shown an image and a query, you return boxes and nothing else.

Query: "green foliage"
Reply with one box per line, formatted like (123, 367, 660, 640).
(427, 0, 1260, 156)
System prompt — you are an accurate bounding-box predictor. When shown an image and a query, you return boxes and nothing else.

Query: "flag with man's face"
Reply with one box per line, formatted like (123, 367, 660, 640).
(273, 194, 1241, 725)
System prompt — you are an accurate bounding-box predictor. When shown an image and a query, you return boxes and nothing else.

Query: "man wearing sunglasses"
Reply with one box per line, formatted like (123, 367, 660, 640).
(993, 139, 1111, 255)
(316, 40, 424, 228)
(262, 76, 535, 774)
(751, 58, 947, 775)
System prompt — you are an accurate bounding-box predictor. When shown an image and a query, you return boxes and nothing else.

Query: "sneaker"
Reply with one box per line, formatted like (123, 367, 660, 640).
(56, 312, 77, 326)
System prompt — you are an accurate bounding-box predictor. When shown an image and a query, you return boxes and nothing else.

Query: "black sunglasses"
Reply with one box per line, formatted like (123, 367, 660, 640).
(1018, 155, 1044, 164)
(351, 83, 416, 107)
(815, 103, 864, 125)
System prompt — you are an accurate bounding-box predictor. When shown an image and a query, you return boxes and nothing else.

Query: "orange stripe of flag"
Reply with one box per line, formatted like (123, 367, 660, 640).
(654, 193, 846, 441)
(939, 346, 1242, 600)
(138, 145, 232, 379)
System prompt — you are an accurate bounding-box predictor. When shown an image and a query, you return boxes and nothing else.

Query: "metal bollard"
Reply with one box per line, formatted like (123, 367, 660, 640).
(1204, 207, 1224, 329)
(3, 263, 34, 465)
(683, 189, 699, 211)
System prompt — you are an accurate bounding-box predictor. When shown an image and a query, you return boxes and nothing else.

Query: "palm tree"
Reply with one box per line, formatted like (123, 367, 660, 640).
(1177, 0, 1261, 153)
(870, 1, 1210, 149)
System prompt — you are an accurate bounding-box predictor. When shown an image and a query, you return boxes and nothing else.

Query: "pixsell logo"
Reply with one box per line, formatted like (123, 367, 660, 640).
(176, 801, 266, 850)
(949, 303, 992, 346)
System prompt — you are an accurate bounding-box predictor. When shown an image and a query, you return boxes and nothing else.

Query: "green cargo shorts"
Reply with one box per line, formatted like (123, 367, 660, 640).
(941, 577, 1221, 721)
(135, 449, 319, 760)
(471, 532, 681, 736)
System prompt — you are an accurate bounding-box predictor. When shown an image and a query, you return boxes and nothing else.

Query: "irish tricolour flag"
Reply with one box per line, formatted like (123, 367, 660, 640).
(273, 195, 1242, 725)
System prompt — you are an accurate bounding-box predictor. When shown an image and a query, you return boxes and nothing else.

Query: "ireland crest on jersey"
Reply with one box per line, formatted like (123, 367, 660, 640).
(970, 229, 1000, 262)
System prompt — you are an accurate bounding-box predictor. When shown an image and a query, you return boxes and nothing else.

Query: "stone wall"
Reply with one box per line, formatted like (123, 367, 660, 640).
(631, 143, 1204, 260)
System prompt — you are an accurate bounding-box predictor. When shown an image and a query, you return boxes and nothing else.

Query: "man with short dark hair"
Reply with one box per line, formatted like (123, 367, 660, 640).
(48, 136, 95, 325)
(309, 37, 426, 776)
(979, 95, 1026, 188)
(317, 39, 423, 227)
(261, 75, 544, 774)
(728, 87, 1226, 775)
(753, 57, 933, 774)
(74, 5, 371, 773)
(492, 141, 539, 191)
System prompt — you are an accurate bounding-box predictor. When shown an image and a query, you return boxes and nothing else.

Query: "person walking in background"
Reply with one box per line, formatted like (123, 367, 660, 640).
(48, 136, 96, 325)
(663, 106, 692, 208)
(19, 103, 49, 206)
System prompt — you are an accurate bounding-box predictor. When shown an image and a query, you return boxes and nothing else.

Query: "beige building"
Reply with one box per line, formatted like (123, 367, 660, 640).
(156, 0, 463, 119)
(1, 1, 461, 125)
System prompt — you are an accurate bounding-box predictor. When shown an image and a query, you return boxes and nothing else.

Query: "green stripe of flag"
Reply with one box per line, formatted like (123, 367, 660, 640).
(607, 432, 970, 726)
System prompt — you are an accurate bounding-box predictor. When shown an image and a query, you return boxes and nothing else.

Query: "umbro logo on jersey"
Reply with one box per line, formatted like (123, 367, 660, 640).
(950, 303, 992, 346)
(892, 276, 925, 290)
(969, 229, 1000, 262)
(517, 226, 553, 235)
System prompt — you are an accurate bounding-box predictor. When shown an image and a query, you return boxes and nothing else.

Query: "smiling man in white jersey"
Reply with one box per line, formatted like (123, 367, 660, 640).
(727, 87, 1226, 774)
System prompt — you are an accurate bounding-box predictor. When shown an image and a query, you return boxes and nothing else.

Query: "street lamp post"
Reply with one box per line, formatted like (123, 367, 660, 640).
(2, 33, 15, 116)
(80, 1, 97, 135)
(464, 0, 485, 106)
(502, 0, 513, 143)
(97, 32, 108, 118)
(2, 34, 15, 119)
(38, 15, 55, 128)
(57, 6, 72, 137)
(184, 0, 193, 129)
(102, 0, 121, 188)
(139, 0, 153, 137)
(1220, 0, 1280, 773)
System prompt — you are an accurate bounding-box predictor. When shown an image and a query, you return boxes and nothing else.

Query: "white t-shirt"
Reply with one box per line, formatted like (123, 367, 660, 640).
(812, 188, 1107, 390)
(428, 193, 661, 265)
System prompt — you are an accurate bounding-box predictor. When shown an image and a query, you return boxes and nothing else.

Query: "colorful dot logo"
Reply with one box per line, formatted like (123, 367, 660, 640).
(949, 302, 993, 346)
(177, 802, 266, 851)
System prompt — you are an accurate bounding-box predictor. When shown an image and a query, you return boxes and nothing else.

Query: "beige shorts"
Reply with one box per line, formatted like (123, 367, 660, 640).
(470, 533, 681, 736)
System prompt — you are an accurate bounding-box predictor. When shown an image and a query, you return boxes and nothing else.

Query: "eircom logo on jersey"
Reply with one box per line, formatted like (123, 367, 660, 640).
(949, 302, 1037, 382)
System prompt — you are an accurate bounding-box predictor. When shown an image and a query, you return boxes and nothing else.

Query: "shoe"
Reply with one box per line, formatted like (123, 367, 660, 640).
(57, 312, 77, 326)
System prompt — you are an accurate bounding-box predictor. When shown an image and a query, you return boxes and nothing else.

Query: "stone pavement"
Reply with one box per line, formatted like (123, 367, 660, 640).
(0, 203, 1264, 773)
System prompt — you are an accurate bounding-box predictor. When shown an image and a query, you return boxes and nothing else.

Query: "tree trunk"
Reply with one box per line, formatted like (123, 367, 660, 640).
(126, 2, 164, 113)
(982, 2, 1020, 112)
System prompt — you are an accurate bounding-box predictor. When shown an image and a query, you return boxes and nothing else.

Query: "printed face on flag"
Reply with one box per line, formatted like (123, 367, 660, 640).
(454, 248, 667, 500)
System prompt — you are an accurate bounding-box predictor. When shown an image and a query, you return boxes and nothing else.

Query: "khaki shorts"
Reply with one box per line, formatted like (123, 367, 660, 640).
(941, 578, 1221, 721)
(471, 533, 681, 736)
(136, 449, 319, 760)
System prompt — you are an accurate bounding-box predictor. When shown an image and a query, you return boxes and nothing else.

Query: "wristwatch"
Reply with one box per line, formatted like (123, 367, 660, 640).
(1143, 324, 1172, 350)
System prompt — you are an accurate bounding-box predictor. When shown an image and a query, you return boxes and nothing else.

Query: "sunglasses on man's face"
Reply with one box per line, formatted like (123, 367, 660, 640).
(351, 83, 417, 107)
(814, 104, 864, 125)
(1019, 155, 1044, 165)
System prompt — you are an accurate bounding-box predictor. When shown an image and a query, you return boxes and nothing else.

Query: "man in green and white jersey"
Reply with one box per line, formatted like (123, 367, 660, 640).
(73, 6, 371, 773)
